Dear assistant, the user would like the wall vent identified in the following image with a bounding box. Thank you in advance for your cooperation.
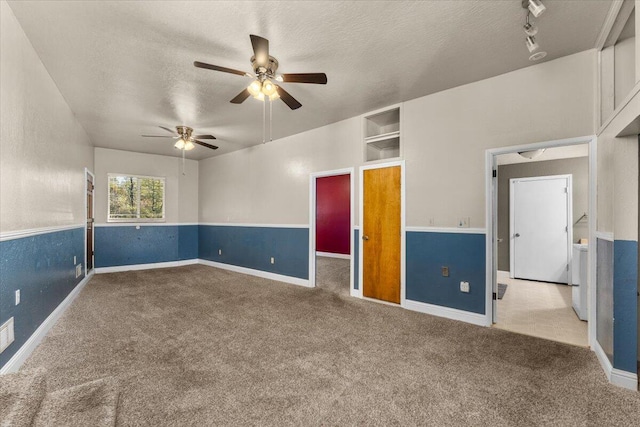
[0,317,15,354]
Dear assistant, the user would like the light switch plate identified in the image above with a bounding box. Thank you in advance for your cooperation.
[15,290,20,305]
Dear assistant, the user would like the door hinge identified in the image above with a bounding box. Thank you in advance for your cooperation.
[566,264,569,271]
[564,187,568,193]
[492,170,497,178]
[565,226,568,232]
[492,292,497,300]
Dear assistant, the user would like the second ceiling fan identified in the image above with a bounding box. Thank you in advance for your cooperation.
[194,35,327,110]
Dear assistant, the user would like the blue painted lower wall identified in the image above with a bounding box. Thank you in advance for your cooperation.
[406,231,486,314]
[199,225,309,279]
[0,227,85,368]
[613,240,638,373]
[94,225,197,268]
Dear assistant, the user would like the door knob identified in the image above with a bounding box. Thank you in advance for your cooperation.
[515,233,520,237]
[362,235,369,241]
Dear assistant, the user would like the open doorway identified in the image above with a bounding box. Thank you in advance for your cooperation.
[309,168,354,297]
[486,137,596,348]
[85,168,95,275]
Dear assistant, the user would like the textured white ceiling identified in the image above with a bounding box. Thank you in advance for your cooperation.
[8,0,612,160]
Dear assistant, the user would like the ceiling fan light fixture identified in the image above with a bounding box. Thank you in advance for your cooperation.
[261,80,277,97]
[184,140,195,151]
[526,0,546,18]
[247,80,263,97]
[174,138,186,149]
[526,36,539,53]
[269,90,280,101]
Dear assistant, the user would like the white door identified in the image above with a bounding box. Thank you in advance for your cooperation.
[510,175,571,284]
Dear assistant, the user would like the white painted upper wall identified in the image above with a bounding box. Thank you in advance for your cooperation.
[93,147,198,224]
[0,1,94,232]
[199,50,596,227]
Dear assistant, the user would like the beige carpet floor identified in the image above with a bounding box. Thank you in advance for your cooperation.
[19,263,640,426]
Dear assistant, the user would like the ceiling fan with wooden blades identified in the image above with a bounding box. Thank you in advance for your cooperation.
[194,34,327,110]
[141,126,218,151]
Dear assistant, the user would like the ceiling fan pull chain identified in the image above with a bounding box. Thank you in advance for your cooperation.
[182,148,186,175]
[262,98,266,144]
[269,97,273,142]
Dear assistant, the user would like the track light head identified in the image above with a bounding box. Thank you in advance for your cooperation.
[523,0,546,18]
[526,36,539,53]
[524,22,538,36]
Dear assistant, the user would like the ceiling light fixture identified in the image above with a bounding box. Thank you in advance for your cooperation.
[518,149,546,159]
[521,1,547,60]
[523,0,546,18]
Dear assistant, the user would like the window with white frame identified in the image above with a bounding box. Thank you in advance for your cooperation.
[108,174,165,222]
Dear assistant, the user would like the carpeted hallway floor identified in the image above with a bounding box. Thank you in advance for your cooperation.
[16,264,640,425]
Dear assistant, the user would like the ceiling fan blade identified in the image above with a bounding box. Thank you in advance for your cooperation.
[194,61,250,77]
[281,73,328,84]
[159,126,177,134]
[192,134,216,140]
[230,88,251,104]
[276,85,302,110]
[141,135,176,138]
[193,139,219,150]
[250,34,269,67]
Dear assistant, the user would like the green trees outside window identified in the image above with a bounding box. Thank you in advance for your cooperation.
[108,174,165,221]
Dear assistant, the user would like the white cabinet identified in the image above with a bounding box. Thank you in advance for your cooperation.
[363,106,401,162]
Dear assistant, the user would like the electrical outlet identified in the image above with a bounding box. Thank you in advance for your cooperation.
[75,264,82,278]
[218,249,222,255]
[457,217,470,228]
[15,290,20,305]
[441,266,449,277]
[460,281,470,293]
[270,257,275,264]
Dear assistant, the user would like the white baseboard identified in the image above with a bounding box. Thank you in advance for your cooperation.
[316,251,350,260]
[611,368,638,390]
[350,288,362,298]
[403,299,489,327]
[0,272,94,375]
[197,259,311,288]
[593,339,638,391]
[95,259,198,274]
[594,338,613,379]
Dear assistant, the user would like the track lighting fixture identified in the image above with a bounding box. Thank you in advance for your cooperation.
[523,0,546,18]
[521,1,547,60]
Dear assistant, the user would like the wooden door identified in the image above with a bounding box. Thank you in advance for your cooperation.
[363,166,401,303]
[86,173,94,271]
[511,175,570,283]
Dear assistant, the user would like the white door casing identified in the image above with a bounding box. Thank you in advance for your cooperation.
[510,175,572,284]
